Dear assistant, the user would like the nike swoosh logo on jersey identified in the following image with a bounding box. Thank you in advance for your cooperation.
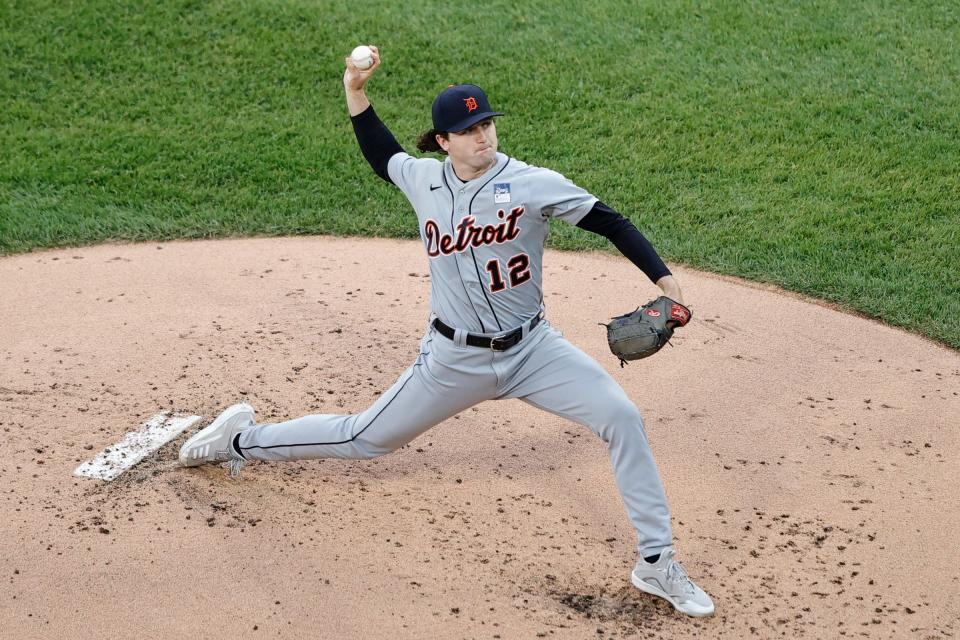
[430,185,442,191]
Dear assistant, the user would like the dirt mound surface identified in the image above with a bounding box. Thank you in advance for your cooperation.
[1,237,957,639]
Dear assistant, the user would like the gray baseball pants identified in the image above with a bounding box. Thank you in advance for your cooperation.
[236,319,673,556]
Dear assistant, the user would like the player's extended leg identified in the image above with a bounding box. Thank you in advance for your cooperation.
[237,328,497,461]
[497,322,672,558]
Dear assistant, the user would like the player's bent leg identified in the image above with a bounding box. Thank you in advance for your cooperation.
[237,329,497,462]
[522,385,673,556]
[500,323,714,615]
[499,323,672,556]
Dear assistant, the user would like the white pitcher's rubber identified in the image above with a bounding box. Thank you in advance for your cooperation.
[74,412,201,481]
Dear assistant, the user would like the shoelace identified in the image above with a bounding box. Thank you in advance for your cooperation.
[666,559,696,596]
[228,457,246,478]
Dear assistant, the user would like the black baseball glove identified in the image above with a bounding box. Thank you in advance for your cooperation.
[602,296,692,366]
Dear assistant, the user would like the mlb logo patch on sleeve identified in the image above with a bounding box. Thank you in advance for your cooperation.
[494,183,511,204]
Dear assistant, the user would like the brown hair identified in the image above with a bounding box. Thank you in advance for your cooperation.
[416,129,448,154]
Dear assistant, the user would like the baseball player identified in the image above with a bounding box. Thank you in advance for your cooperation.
[180,45,714,617]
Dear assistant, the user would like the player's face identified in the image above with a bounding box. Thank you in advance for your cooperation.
[439,119,498,173]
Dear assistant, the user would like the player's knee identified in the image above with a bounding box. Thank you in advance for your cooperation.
[599,400,646,440]
[352,435,402,459]
[607,399,642,427]
[353,446,385,460]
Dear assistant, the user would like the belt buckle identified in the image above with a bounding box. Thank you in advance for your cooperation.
[490,328,521,352]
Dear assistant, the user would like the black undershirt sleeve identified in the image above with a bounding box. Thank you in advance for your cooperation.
[576,201,672,284]
[350,104,405,184]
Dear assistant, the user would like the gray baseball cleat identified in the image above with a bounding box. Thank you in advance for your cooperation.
[179,403,256,477]
[630,547,715,617]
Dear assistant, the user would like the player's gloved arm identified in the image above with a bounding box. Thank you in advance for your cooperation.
[576,201,672,284]
[654,274,684,304]
[350,105,404,184]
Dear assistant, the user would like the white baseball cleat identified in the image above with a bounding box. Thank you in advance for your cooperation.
[179,403,256,476]
[631,547,715,617]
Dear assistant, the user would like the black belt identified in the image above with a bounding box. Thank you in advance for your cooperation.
[432,314,542,351]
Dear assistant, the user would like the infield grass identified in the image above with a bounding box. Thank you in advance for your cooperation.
[2,0,958,347]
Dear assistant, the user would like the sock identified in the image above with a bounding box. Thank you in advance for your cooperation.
[232,433,247,459]
[643,553,661,564]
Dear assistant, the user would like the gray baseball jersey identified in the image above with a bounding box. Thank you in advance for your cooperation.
[388,151,596,332]
[236,150,674,558]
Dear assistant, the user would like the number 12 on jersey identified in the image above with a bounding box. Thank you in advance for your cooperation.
[485,254,531,293]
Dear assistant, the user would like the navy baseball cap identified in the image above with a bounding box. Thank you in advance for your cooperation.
[432,84,503,133]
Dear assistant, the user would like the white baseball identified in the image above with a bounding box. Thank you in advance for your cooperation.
[350,45,374,70]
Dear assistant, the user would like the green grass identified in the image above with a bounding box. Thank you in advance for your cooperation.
[2,0,958,347]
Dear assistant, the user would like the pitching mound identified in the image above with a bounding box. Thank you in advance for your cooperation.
[1,236,957,639]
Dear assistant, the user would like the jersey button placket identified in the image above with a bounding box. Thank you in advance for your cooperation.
[451,193,473,321]
[460,194,486,330]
